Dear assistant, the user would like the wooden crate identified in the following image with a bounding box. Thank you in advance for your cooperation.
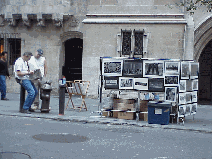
[140,100,149,112]
[139,112,148,121]
[118,111,135,120]
[112,111,119,118]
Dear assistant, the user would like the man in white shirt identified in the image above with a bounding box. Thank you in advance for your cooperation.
[29,49,48,110]
[14,52,38,114]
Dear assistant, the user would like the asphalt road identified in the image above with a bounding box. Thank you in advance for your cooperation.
[0,115,212,159]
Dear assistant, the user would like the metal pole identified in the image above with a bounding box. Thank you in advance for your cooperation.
[59,85,66,115]
[19,85,25,112]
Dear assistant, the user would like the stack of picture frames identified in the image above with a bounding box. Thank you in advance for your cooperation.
[101,57,199,119]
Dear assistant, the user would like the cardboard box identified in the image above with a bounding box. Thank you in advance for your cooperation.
[118,112,135,120]
[139,112,148,121]
[117,103,135,111]
[112,111,118,118]
[140,100,149,112]
[102,111,111,117]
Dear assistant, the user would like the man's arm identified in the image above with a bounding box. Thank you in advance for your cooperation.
[44,59,47,77]
[16,70,33,76]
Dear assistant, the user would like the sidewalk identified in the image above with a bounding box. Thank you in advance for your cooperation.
[1,93,212,133]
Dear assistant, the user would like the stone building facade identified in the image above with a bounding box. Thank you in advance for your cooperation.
[0,0,211,101]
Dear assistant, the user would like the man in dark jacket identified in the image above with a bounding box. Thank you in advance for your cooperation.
[0,51,10,100]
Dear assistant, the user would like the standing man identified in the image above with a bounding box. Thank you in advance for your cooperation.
[14,52,38,114]
[0,51,10,100]
[29,49,48,110]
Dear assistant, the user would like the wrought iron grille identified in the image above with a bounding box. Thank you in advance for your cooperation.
[122,31,131,55]
[134,31,143,55]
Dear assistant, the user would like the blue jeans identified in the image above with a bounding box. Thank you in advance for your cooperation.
[20,80,38,110]
[0,75,6,99]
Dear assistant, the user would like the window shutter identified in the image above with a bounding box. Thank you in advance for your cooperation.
[143,32,149,55]
[116,33,121,56]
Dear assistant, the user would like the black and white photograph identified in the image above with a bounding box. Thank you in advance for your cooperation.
[148,78,165,92]
[186,92,192,104]
[178,106,186,117]
[186,80,193,92]
[165,87,177,102]
[185,104,191,116]
[104,76,119,89]
[164,75,179,86]
[192,79,198,90]
[192,91,198,103]
[143,60,164,77]
[190,62,199,79]
[191,103,197,114]
[133,78,148,90]
[123,59,143,77]
[165,61,180,74]
[179,80,186,92]
[179,93,186,105]
[102,58,123,76]
[119,77,134,89]
[181,62,190,79]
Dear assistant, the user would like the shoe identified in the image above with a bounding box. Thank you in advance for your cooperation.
[1,98,9,100]
[29,108,35,112]
[31,105,39,110]
[21,109,31,114]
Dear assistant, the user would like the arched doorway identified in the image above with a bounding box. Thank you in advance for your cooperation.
[63,38,83,81]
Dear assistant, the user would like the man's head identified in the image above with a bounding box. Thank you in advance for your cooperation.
[1,51,8,61]
[35,49,43,58]
[23,52,32,62]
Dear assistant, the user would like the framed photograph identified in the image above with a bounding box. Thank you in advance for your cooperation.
[104,76,119,89]
[186,80,193,92]
[185,104,191,116]
[164,75,179,86]
[102,58,123,76]
[191,103,197,115]
[143,60,164,77]
[178,105,186,117]
[123,59,143,77]
[148,78,165,92]
[192,91,198,103]
[133,78,148,90]
[165,61,180,74]
[119,77,134,89]
[192,79,198,91]
[165,87,177,102]
[179,80,186,92]
[181,62,190,79]
[190,62,199,79]
[179,93,186,105]
[186,92,192,104]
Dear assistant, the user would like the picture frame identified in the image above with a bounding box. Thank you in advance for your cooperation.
[102,58,123,76]
[179,80,186,92]
[186,92,192,104]
[190,62,199,79]
[192,79,198,91]
[165,87,177,102]
[186,80,193,92]
[164,75,179,86]
[191,103,197,115]
[148,78,165,92]
[181,62,190,79]
[165,61,180,74]
[133,78,148,90]
[123,59,143,77]
[178,105,186,117]
[119,77,134,89]
[104,76,119,89]
[192,91,198,103]
[179,93,186,105]
[185,104,191,116]
[143,60,164,77]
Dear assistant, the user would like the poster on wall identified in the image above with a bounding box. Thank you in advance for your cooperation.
[178,105,186,117]
[165,87,177,102]
[123,59,143,77]
[192,79,198,91]
[181,62,190,79]
[179,80,186,92]
[104,76,119,89]
[192,91,198,103]
[102,58,123,76]
[186,92,192,104]
[119,77,134,89]
[165,61,180,74]
[133,78,148,90]
[186,80,193,92]
[164,75,179,86]
[190,62,199,79]
[143,60,164,77]
[185,104,191,116]
[148,78,165,92]
[191,103,197,115]
[179,93,186,105]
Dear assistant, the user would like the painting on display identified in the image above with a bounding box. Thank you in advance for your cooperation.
[190,62,199,79]
[181,62,190,79]
[164,75,179,86]
[179,80,186,92]
[165,61,180,74]
[133,78,148,90]
[186,80,193,92]
[143,60,164,77]
[192,91,198,103]
[148,78,165,92]
[178,105,186,117]
[191,103,197,115]
[104,76,119,89]
[186,92,192,104]
[165,87,177,102]
[119,77,134,89]
[102,58,123,76]
[192,79,198,91]
[185,104,191,116]
[123,59,143,77]
[179,93,186,105]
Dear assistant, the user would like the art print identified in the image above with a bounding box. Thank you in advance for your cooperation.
[119,77,134,89]
[185,104,191,116]
[190,62,199,79]
[104,76,119,89]
[186,80,193,92]
[186,92,192,104]
[179,80,186,92]
[133,78,148,90]
[192,79,198,91]
[178,105,186,117]
[165,87,177,102]
[143,60,164,77]
[179,93,186,105]
[148,78,165,92]
[181,62,190,79]
[123,59,143,77]
[192,91,198,103]
[164,75,179,86]
[165,61,180,74]
[102,58,123,76]
[191,103,197,115]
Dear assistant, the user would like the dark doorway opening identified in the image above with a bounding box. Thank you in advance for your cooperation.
[63,38,82,82]
[198,40,212,104]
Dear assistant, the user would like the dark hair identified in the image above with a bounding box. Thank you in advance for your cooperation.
[1,51,8,56]
[23,52,32,56]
